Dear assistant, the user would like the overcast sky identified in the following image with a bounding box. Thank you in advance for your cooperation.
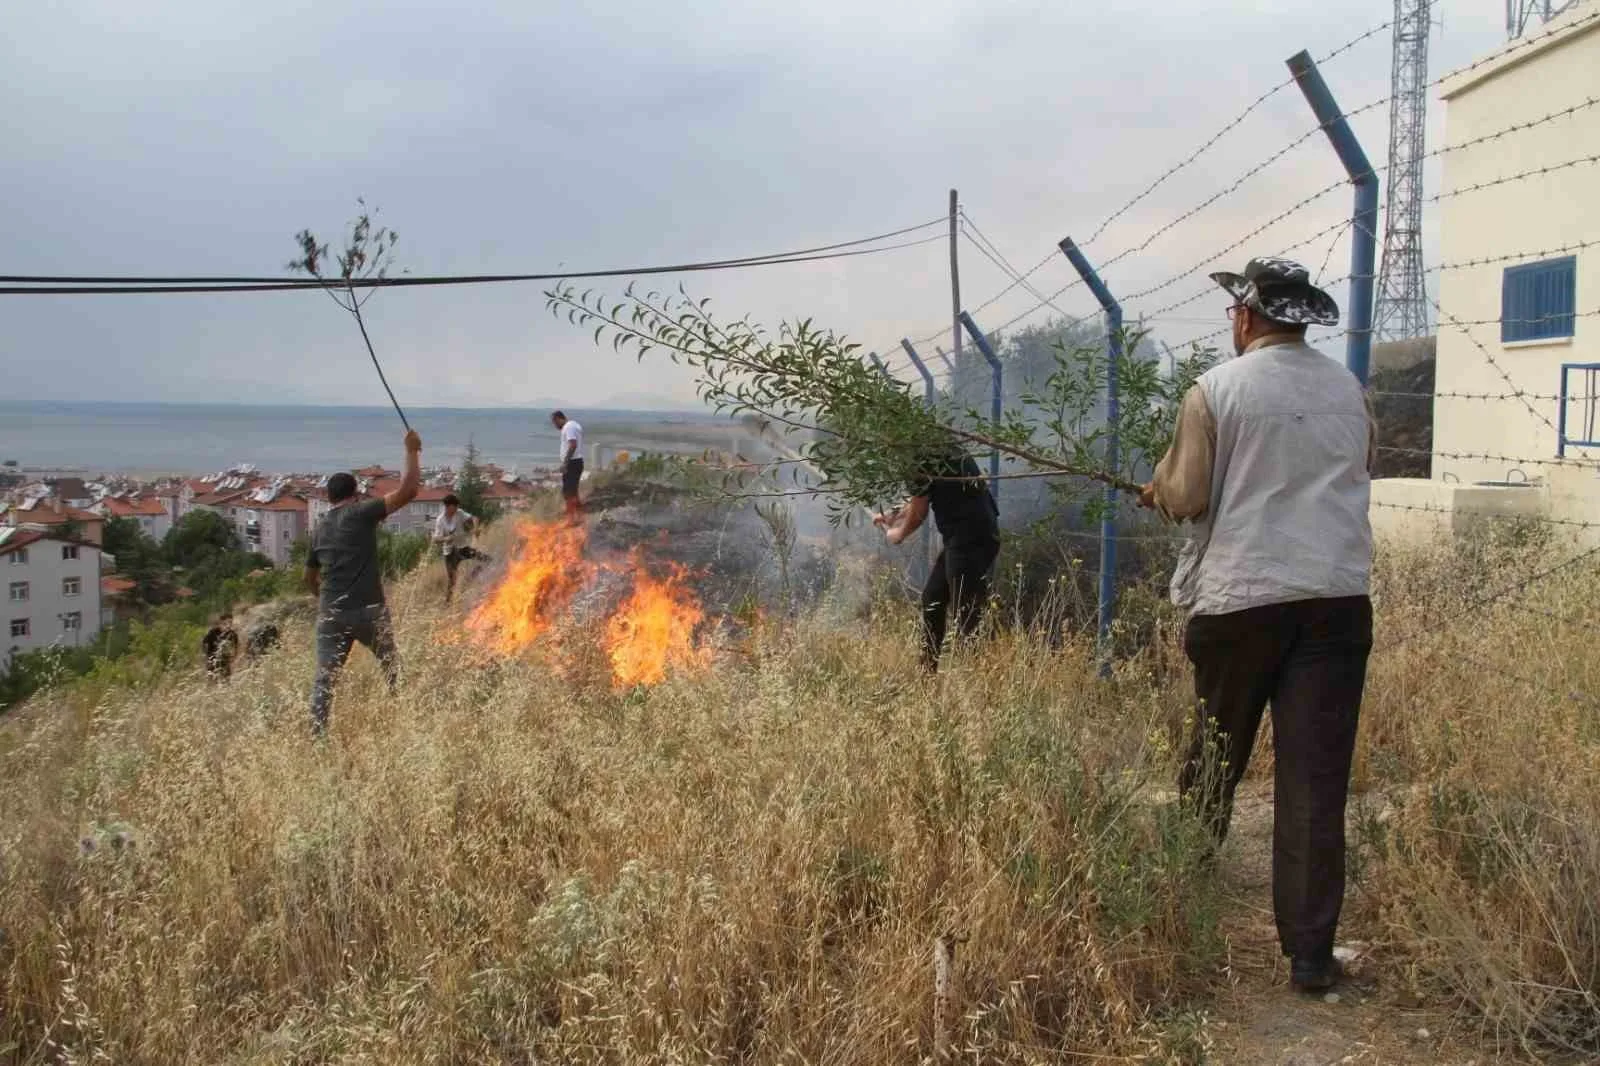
[1,1,1512,410]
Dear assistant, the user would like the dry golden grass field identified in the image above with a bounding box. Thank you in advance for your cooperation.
[2,515,1597,1064]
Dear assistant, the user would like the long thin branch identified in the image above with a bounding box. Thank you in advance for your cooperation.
[346,278,410,431]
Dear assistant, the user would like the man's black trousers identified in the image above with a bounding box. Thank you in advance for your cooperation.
[920,536,999,671]
[1180,594,1372,959]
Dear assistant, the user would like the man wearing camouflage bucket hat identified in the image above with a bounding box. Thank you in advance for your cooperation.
[1138,257,1376,994]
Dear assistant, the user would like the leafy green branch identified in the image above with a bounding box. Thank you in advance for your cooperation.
[544,283,1217,522]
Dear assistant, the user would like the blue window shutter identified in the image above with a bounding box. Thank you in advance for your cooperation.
[1502,255,1577,343]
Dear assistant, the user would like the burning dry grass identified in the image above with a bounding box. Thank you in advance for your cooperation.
[0,525,1597,1062]
[466,519,713,689]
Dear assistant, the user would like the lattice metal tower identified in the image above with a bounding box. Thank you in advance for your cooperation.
[1373,0,1431,343]
[1508,0,1576,38]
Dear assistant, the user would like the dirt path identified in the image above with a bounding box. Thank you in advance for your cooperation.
[1202,785,1524,1066]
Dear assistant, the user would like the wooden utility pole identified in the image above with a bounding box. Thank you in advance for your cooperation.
[949,189,962,365]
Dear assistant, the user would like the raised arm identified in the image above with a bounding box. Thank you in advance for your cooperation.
[384,430,423,516]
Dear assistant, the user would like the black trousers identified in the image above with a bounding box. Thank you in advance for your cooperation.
[1180,595,1372,959]
[920,537,999,671]
[561,458,584,499]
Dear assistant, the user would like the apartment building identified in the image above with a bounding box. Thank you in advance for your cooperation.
[1,501,105,547]
[2,527,103,670]
[93,494,174,542]
[240,489,310,566]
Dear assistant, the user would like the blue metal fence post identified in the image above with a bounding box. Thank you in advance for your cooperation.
[1287,49,1379,387]
[901,339,940,578]
[868,351,889,376]
[900,339,936,406]
[933,346,956,376]
[1559,364,1571,458]
[1058,237,1122,675]
[957,312,1003,503]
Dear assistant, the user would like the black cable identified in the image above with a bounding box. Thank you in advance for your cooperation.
[0,218,946,291]
[0,235,949,295]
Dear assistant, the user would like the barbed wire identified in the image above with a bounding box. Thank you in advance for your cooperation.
[918,41,1600,347]
[723,465,1133,499]
[1424,642,1597,707]
[1370,500,1600,530]
[1427,6,1600,90]
[947,19,1397,330]
[1427,304,1597,332]
[1377,540,1600,657]
[1498,597,1600,631]
[1376,445,1595,470]
[1131,96,1599,326]
[1430,153,1600,208]
[1432,237,1600,275]
[1429,295,1595,452]
[1125,192,1373,315]
[1372,389,1563,402]
[1078,19,1395,252]
[958,215,1078,321]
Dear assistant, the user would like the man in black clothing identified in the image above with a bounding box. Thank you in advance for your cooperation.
[201,611,239,682]
[873,446,1000,671]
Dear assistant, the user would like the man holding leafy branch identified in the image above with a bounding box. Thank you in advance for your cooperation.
[874,441,1000,672]
[1138,256,1375,995]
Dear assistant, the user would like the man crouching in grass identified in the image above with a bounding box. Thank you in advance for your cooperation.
[304,428,422,736]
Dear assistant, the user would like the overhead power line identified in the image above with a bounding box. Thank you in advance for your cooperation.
[958,215,1077,322]
[0,218,949,295]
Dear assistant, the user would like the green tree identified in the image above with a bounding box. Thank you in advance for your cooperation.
[103,517,171,605]
[377,528,429,580]
[164,510,241,566]
[454,439,501,525]
[162,511,269,602]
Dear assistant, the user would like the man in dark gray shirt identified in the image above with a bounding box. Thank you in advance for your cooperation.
[305,429,421,735]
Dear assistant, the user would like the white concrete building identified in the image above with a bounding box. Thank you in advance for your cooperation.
[385,486,454,536]
[1372,9,1600,542]
[241,491,310,567]
[2,527,103,670]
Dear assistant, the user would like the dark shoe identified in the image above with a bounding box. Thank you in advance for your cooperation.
[1290,952,1342,994]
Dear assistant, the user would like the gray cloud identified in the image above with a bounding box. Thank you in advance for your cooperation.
[1,1,1506,408]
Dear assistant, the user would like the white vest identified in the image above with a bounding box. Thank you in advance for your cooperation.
[1171,340,1372,616]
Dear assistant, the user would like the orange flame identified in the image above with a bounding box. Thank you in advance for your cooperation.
[603,557,707,687]
[465,519,591,653]
[465,520,709,687]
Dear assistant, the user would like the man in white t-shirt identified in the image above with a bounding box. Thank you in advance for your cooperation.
[432,493,487,603]
[551,410,584,522]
